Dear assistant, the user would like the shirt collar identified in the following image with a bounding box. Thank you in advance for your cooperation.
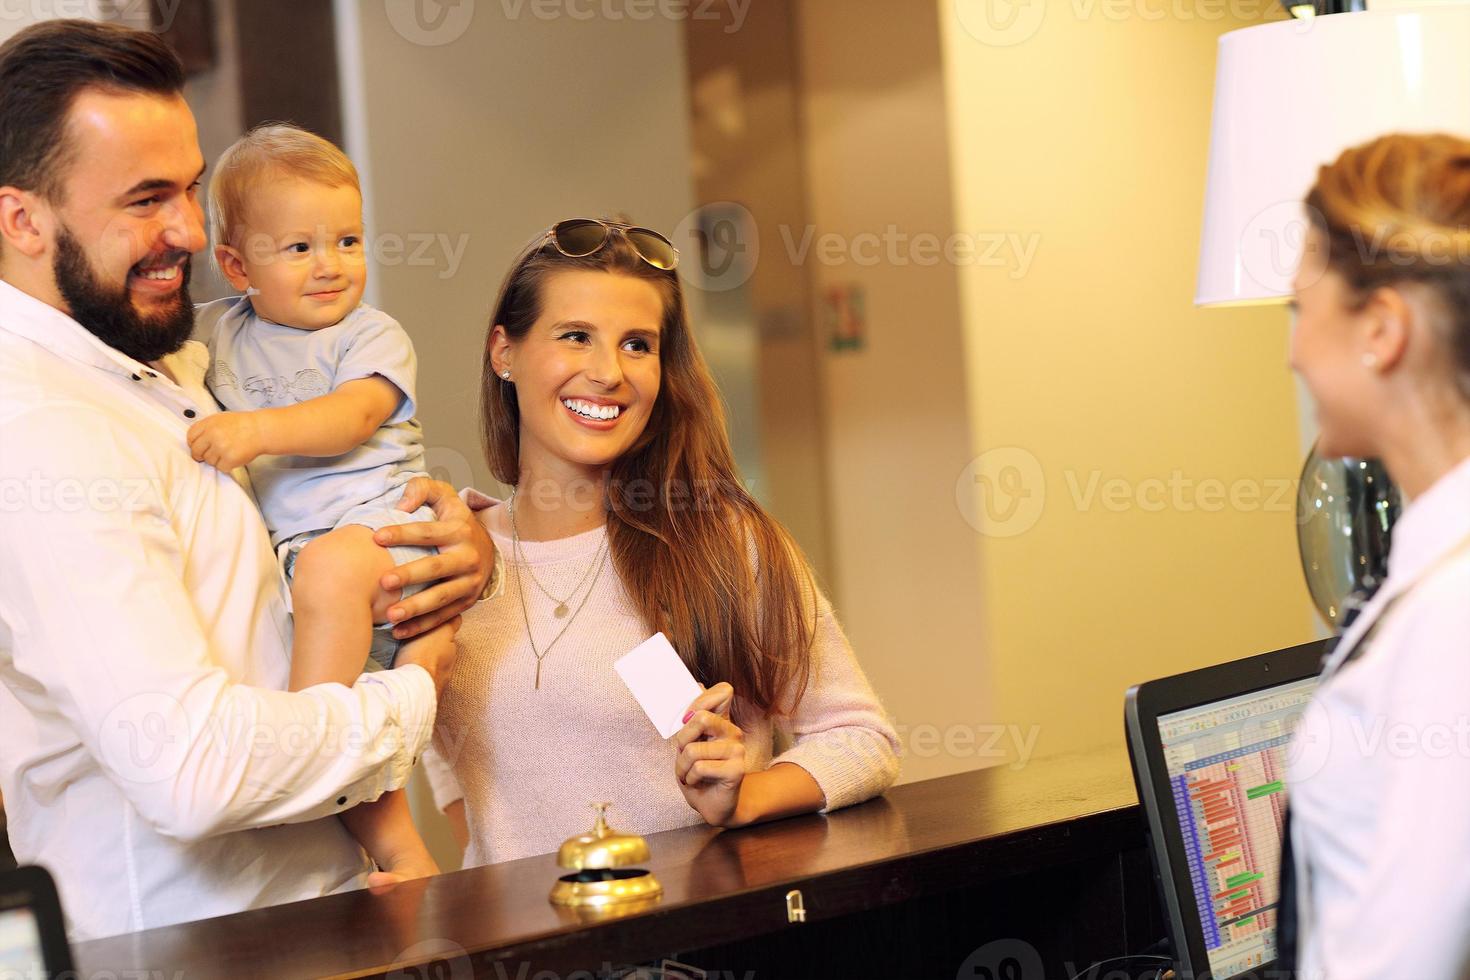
[0,277,169,382]
[1385,452,1470,589]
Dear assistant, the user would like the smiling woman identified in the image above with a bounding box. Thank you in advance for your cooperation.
[417,218,901,866]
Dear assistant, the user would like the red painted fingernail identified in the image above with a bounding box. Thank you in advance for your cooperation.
[682,711,693,724]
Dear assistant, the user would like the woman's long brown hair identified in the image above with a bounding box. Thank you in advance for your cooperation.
[481,224,816,717]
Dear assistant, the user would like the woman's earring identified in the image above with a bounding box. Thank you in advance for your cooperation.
[1362,352,1380,370]
[501,370,512,381]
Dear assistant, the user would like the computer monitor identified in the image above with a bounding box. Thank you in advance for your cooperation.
[0,867,74,979]
[1125,640,1329,980]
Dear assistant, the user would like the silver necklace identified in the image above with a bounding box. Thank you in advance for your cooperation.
[509,490,609,690]
[508,487,604,618]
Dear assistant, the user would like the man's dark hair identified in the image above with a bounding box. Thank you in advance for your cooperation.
[0,19,184,203]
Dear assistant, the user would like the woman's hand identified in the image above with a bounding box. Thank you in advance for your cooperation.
[373,478,496,639]
[673,682,747,828]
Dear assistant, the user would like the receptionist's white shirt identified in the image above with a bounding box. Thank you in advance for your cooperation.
[1288,454,1470,980]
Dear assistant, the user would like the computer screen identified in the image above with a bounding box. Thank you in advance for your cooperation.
[0,905,45,977]
[1156,676,1318,980]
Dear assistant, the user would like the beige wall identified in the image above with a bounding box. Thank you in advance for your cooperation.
[941,0,1315,761]
[684,1,835,595]
[794,0,991,784]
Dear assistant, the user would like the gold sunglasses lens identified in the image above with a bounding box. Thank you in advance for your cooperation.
[625,228,679,270]
[552,219,609,257]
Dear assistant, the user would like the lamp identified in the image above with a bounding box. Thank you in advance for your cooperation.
[1197,5,1470,307]
[1196,4,1470,622]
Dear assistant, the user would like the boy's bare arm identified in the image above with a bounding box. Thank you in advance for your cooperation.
[187,375,401,470]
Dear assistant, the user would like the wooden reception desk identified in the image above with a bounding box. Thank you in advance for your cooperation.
[73,744,1164,979]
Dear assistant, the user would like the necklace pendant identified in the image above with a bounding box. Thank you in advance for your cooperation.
[535,660,542,690]
[554,602,570,619]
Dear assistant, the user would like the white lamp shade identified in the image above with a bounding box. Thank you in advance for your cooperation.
[1196,6,1470,306]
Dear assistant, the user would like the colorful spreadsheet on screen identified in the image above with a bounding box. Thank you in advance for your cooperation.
[0,906,43,976]
[1158,677,1318,980]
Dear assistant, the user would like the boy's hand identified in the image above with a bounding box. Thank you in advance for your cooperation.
[187,411,266,471]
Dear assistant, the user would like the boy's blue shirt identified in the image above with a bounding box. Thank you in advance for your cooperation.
[197,296,428,547]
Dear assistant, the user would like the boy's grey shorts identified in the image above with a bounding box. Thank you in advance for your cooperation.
[279,502,437,670]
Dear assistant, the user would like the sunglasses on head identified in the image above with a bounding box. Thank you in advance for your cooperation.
[543,218,679,271]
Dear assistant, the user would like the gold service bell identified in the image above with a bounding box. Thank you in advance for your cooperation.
[548,803,664,912]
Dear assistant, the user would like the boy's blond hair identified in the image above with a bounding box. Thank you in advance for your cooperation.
[208,123,360,248]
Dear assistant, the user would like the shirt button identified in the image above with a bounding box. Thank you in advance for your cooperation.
[183,409,197,419]
[131,374,141,381]
[146,371,158,378]
[337,796,348,807]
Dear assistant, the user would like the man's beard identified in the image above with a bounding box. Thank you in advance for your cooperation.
[53,225,196,364]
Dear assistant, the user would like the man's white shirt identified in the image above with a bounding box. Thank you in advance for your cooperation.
[0,279,437,940]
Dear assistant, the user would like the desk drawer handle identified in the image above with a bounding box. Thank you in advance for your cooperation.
[785,889,807,924]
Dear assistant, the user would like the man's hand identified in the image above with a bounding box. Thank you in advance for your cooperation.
[374,478,496,639]
[187,411,266,471]
[394,615,461,696]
